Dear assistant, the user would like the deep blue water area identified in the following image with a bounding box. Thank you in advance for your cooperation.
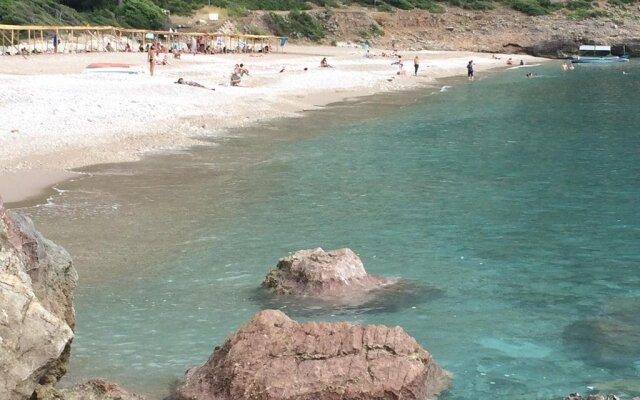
[22,61,640,399]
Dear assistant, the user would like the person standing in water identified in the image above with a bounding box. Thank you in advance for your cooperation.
[467,60,474,80]
[148,44,156,76]
[413,55,420,76]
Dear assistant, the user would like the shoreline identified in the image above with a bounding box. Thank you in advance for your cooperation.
[0,45,547,206]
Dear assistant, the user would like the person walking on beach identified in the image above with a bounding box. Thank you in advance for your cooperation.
[148,44,156,76]
[413,55,420,76]
[467,60,474,81]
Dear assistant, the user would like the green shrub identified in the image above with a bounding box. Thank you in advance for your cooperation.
[369,22,384,36]
[506,0,549,15]
[152,0,206,15]
[607,0,633,6]
[227,4,249,16]
[85,8,118,25]
[414,0,446,12]
[117,0,169,29]
[447,0,495,10]
[219,0,311,10]
[565,0,592,9]
[565,7,608,18]
[376,2,394,11]
[386,0,415,8]
[267,10,325,41]
[0,0,85,25]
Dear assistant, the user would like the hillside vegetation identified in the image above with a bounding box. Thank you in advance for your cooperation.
[0,0,635,33]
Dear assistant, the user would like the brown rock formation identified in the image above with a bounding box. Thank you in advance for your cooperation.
[262,247,396,298]
[0,197,78,399]
[174,309,450,400]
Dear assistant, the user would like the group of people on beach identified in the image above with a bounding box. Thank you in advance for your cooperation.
[390,55,420,77]
[230,63,250,86]
[145,42,549,90]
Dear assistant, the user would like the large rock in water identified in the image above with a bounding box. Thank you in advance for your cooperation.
[174,309,450,400]
[0,198,78,399]
[262,248,396,298]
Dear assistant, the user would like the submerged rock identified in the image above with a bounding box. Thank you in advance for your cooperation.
[262,247,397,299]
[0,198,78,399]
[563,297,640,369]
[174,309,450,400]
[563,393,622,400]
[33,379,146,400]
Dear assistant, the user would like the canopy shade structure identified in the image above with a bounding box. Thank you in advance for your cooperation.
[578,45,611,52]
[0,24,285,55]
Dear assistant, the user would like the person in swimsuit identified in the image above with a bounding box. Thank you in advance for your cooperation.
[467,60,474,80]
[414,55,419,76]
[148,44,156,76]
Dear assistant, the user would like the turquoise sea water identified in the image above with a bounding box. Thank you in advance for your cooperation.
[20,62,640,399]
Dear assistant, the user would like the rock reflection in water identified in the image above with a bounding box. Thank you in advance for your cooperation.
[251,279,443,317]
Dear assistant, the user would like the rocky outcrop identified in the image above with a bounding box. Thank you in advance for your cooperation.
[262,248,396,299]
[174,309,450,400]
[254,6,640,58]
[0,198,78,399]
[33,379,146,400]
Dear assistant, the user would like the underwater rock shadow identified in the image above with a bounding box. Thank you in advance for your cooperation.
[249,279,444,318]
[562,297,640,370]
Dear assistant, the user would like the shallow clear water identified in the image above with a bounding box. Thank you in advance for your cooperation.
[21,62,640,399]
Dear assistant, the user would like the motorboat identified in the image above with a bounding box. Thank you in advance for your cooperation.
[571,45,629,63]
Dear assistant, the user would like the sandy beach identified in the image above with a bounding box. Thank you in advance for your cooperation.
[0,45,545,204]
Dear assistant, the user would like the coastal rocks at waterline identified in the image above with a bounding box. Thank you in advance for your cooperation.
[33,379,146,400]
[174,309,450,400]
[262,247,397,298]
[564,393,629,400]
[0,198,78,399]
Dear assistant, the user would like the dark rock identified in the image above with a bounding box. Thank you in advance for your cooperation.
[174,309,450,400]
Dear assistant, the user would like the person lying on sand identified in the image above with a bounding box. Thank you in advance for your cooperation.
[175,78,214,90]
